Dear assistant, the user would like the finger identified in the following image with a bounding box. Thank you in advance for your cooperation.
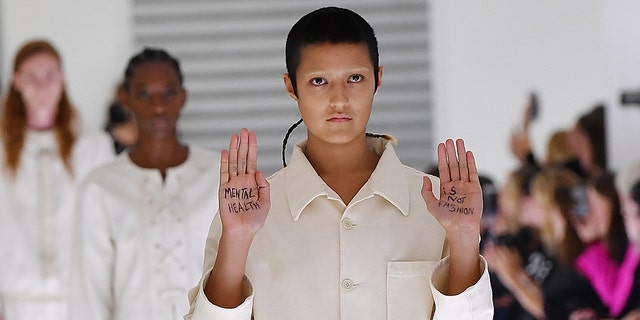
[255,171,270,205]
[456,139,469,182]
[247,130,258,175]
[467,150,480,184]
[228,133,239,176]
[436,142,450,182]
[238,128,249,175]
[421,175,438,205]
[219,149,229,184]
[446,139,460,181]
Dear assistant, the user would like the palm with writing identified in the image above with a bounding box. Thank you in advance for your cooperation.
[218,128,270,237]
[422,139,483,235]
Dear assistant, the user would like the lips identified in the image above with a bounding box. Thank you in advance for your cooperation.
[152,116,171,131]
[327,115,352,122]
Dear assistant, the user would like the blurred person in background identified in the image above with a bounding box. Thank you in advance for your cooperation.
[568,104,607,180]
[484,164,540,320]
[68,48,219,320]
[0,39,113,320]
[486,167,607,320]
[614,161,640,319]
[573,172,633,318]
[510,92,583,177]
[103,82,137,154]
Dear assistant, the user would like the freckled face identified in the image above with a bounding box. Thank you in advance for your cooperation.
[121,61,185,139]
[12,53,64,130]
[285,43,382,146]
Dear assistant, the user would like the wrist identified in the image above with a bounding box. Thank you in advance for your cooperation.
[221,229,255,251]
[447,229,481,264]
[446,226,481,245]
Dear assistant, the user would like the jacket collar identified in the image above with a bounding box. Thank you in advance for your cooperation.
[284,137,411,221]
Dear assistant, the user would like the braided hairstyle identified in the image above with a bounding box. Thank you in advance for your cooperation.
[122,48,183,92]
[281,7,383,167]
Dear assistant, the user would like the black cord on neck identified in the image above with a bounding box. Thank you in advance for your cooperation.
[282,118,303,167]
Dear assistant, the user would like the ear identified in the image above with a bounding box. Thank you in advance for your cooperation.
[283,73,298,102]
[179,87,188,109]
[375,66,384,93]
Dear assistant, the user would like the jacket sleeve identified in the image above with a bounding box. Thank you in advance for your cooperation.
[67,178,115,320]
[430,255,494,319]
[184,215,254,320]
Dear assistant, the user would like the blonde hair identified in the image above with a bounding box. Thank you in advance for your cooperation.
[544,130,574,167]
[530,167,583,267]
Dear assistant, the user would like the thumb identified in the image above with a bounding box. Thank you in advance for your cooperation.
[421,176,439,209]
[256,171,270,204]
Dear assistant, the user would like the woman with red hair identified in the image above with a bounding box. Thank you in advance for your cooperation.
[0,39,113,320]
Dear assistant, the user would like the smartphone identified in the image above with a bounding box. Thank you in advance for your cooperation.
[571,184,589,219]
[528,92,539,123]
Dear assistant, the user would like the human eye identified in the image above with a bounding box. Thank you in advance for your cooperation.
[348,74,363,83]
[136,90,149,100]
[310,77,326,86]
[163,88,176,99]
[45,72,59,83]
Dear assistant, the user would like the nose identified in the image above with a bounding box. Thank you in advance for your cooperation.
[150,94,167,114]
[329,83,349,111]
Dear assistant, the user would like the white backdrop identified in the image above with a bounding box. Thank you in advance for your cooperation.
[2,0,629,184]
[0,0,133,130]
[604,1,640,172]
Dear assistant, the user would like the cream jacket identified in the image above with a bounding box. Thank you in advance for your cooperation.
[67,147,220,320]
[187,138,493,320]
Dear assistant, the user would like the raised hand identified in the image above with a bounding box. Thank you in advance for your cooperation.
[218,128,270,237]
[422,138,483,234]
[206,128,271,308]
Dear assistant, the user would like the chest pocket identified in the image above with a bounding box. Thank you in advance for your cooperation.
[387,260,438,320]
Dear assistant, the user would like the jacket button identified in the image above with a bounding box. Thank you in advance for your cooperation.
[341,218,353,230]
[342,278,354,291]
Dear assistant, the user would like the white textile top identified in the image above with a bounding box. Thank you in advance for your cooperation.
[67,146,220,320]
[187,137,493,320]
[0,129,114,320]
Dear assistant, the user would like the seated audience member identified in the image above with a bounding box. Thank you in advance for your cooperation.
[484,164,541,320]
[614,161,640,319]
[509,95,582,177]
[568,104,607,180]
[573,172,633,318]
[486,167,607,320]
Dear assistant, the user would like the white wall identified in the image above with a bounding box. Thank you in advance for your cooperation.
[0,0,134,130]
[2,0,621,185]
[431,1,608,183]
[604,1,640,172]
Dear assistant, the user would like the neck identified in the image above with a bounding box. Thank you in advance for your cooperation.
[304,134,381,204]
[304,134,378,175]
[128,137,188,176]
